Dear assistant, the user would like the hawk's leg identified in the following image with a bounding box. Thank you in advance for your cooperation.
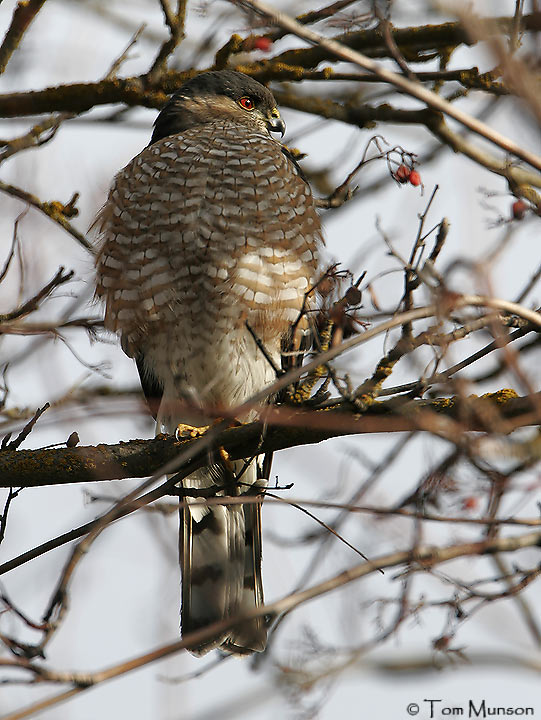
[176,419,246,492]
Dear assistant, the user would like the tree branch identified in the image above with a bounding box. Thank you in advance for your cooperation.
[0,181,91,252]
[271,13,541,66]
[1,392,539,489]
[0,0,47,75]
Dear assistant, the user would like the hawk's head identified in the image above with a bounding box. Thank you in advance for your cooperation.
[151,70,285,144]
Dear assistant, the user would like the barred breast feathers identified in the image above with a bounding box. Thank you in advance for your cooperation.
[95,121,322,355]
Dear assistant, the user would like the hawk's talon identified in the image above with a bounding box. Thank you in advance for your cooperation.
[175,416,243,442]
[218,446,232,466]
[175,422,210,441]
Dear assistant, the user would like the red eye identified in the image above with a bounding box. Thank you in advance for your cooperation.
[239,97,254,110]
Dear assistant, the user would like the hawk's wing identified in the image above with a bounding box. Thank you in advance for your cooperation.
[135,352,163,420]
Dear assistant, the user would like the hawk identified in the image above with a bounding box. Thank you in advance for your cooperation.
[95,71,323,655]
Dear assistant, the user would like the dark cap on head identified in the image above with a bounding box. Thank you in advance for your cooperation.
[151,71,278,144]
[178,70,276,106]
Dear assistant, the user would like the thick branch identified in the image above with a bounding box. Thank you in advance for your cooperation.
[1,392,539,488]
[272,13,541,67]
[0,14,540,120]
[0,75,185,118]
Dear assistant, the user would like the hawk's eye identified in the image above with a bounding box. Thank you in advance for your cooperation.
[239,97,255,110]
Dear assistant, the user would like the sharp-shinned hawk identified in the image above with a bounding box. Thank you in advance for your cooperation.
[95,71,323,655]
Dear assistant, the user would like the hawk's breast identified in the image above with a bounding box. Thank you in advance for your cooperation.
[95,119,323,410]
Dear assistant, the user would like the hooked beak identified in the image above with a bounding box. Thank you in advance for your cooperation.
[267,109,286,137]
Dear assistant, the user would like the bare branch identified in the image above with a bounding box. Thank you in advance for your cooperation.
[0,391,539,490]
[2,403,49,451]
[0,0,47,75]
[146,0,188,84]
[0,181,91,252]
[0,268,74,323]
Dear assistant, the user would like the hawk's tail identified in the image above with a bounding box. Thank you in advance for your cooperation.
[179,460,267,656]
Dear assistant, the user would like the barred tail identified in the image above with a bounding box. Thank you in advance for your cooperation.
[179,460,266,656]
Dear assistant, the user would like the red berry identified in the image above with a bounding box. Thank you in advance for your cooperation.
[394,164,410,183]
[512,199,527,220]
[461,496,478,511]
[408,170,421,186]
[253,37,272,52]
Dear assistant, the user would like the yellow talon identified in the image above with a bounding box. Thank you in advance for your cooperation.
[218,446,232,465]
[175,423,210,440]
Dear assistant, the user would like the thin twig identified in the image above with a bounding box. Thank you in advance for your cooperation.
[146,0,187,84]
[0,268,74,324]
[2,404,49,451]
[0,181,91,253]
[105,24,147,79]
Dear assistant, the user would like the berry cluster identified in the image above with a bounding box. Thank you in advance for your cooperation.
[393,164,421,186]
